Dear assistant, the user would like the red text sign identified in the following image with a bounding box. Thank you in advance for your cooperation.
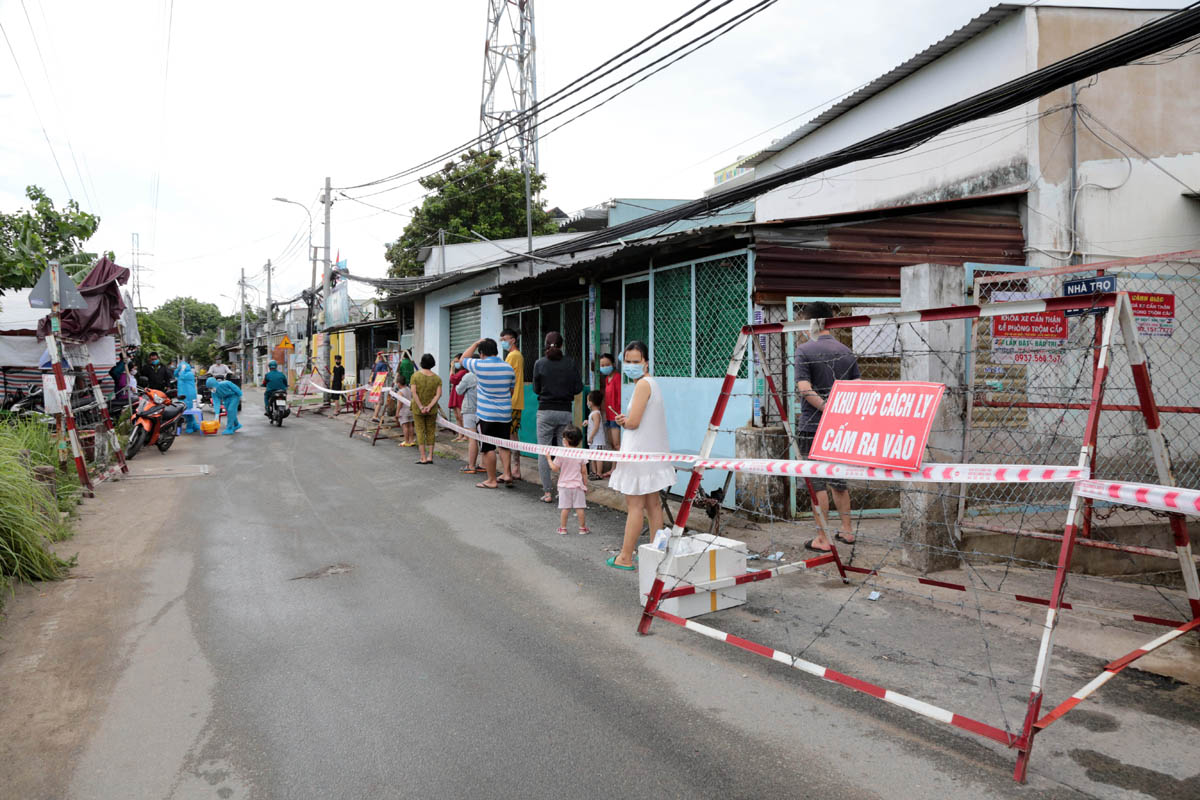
[991,311,1068,340]
[367,372,387,402]
[809,380,946,472]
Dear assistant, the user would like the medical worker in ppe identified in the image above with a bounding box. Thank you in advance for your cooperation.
[261,360,289,414]
[206,374,222,420]
[213,376,243,434]
[175,358,201,433]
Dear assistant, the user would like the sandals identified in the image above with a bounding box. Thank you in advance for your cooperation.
[475,481,498,489]
[606,555,635,571]
[460,466,480,474]
[556,527,568,536]
[540,493,554,503]
[804,539,833,554]
[578,527,591,536]
[835,533,856,545]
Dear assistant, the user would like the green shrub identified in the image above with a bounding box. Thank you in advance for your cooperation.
[0,422,76,583]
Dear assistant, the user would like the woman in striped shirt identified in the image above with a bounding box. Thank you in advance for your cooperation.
[461,338,517,489]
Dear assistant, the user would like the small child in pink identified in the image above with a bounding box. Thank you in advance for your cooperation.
[549,425,590,535]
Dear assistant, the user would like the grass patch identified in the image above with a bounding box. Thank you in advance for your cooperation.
[0,419,77,586]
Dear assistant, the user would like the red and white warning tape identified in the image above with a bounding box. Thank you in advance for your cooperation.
[1077,479,1200,517]
[381,386,1088,481]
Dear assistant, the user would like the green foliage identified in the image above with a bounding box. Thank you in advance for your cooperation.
[0,419,77,586]
[385,150,558,278]
[156,296,226,338]
[0,186,101,294]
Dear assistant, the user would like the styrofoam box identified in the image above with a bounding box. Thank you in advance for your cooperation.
[638,534,747,618]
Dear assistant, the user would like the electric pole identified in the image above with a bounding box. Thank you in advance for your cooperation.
[239,268,247,380]
[319,177,332,390]
[265,258,272,339]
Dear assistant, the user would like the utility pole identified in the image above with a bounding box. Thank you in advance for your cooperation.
[318,177,332,397]
[265,258,272,339]
[438,228,446,274]
[131,232,142,308]
[239,268,247,380]
[1069,82,1080,266]
[523,161,534,275]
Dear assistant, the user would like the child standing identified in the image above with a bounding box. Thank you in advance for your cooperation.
[549,426,590,535]
[394,374,416,447]
[585,389,608,479]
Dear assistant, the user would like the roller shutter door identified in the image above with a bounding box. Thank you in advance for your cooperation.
[448,301,481,359]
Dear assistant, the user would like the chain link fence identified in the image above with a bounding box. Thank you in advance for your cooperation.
[965,254,1200,550]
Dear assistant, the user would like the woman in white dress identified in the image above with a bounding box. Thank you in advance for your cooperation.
[607,341,675,570]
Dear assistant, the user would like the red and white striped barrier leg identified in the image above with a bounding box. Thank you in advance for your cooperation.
[1035,617,1200,731]
[1116,293,1200,618]
[84,362,128,474]
[639,329,751,636]
[1015,293,1120,783]
[45,333,94,496]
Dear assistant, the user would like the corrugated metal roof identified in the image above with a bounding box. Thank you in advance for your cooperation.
[742,4,1024,169]
[754,204,1025,300]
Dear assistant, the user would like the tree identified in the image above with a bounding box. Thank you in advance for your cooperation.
[0,186,101,294]
[384,150,559,278]
[155,297,226,338]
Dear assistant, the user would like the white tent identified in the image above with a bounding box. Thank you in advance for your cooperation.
[0,288,116,367]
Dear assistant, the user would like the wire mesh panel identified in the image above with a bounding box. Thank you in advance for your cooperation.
[967,253,1200,550]
[695,253,749,379]
[561,299,586,380]
[623,281,650,354]
[653,265,692,377]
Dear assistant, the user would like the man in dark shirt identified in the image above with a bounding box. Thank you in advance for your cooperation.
[331,355,346,414]
[794,301,861,553]
[141,351,172,394]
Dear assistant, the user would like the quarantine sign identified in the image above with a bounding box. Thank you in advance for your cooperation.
[808,380,946,472]
[367,372,388,403]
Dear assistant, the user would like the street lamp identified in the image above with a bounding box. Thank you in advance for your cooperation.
[273,197,316,371]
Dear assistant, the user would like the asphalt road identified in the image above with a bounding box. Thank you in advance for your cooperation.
[61,401,1190,799]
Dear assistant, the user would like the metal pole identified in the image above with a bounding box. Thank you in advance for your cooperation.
[240,268,247,380]
[1069,82,1080,266]
[524,161,534,276]
[265,258,272,338]
[439,228,446,275]
[320,177,332,399]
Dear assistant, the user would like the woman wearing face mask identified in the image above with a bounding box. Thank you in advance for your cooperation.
[605,341,675,571]
[448,353,469,442]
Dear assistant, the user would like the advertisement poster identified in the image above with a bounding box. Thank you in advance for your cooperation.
[990,294,1068,365]
[1130,292,1174,338]
[808,380,946,472]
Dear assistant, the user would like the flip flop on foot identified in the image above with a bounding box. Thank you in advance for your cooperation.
[835,533,856,545]
[606,555,635,571]
[460,466,479,473]
[475,481,498,489]
[804,539,833,553]
[540,493,553,503]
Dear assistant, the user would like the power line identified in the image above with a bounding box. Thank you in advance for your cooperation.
[150,0,175,252]
[532,2,1200,259]
[19,0,94,213]
[0,18,73,200]
[336,0,747,191]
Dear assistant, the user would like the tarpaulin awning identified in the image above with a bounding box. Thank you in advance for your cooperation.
[36,257,130,342]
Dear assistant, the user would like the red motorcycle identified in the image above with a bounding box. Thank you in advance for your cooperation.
[125,387,186,459]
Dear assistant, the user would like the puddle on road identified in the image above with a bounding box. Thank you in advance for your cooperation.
[289,563,355,580]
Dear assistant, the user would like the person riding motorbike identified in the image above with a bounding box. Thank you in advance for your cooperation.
[261,360,288,415]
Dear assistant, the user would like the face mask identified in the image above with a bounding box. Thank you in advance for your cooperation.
[500,339,511,352]
[599,365,613,376]
[151,359,159,365]
[622,362,645,380]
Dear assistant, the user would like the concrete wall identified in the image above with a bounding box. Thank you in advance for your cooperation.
[420,274,504,413]
[1026,7,1200,265]
[755,9,1035,222]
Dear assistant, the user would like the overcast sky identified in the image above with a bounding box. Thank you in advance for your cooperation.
[0,0,1182,312]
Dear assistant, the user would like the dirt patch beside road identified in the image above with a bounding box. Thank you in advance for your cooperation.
[0,453,188,799]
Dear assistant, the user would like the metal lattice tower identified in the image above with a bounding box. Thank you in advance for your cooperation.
[479,0,538,174]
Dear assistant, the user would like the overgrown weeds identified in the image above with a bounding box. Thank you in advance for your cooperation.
[0,419,77,588]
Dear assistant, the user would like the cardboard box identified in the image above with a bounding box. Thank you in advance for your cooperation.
[638,534,747,618]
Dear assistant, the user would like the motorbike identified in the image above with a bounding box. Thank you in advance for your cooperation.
[125,387,186,459]
[267,389,290,427]
[1,382,44,415]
